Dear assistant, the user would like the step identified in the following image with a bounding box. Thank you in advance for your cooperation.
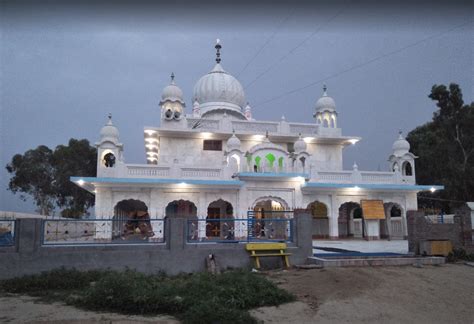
[307,255,445,268]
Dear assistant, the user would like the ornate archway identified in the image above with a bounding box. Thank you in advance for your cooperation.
[113,199,154,241]
[206,199,234,240]
[338,202,363,238]
[307,201,329,239]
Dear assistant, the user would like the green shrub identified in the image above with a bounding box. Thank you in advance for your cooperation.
[446,248,474,262]
[0,268,294,323]
[0,268,107,295]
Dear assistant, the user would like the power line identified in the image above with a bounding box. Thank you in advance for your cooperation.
[243,3,347,90]
[253,19,473,109]
[236,9,295,78]
[417,196,467,204]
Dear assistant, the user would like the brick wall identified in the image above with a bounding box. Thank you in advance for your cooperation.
[407,206,473,254]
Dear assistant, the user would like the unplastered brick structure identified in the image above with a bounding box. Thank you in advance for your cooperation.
[407,206,473,255]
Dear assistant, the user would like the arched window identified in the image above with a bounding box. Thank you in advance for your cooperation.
[392,162,399,172]
[390,206,402,217]
[403,161,413,176]
[299,156,306,168]
[254,156,261,172]
[278,157,284,171]
[103,152,116,168]
[265,153,275,169]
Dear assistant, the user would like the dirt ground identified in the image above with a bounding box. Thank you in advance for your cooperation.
[0,264,473,323]
[251,263,474,324]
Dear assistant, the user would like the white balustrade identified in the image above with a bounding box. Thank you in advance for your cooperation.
[181,167,221,178]
[289,123,318,135]
[232,120,279,133]
[127,166,170,177]
[318,171,353,183]
[360,172,395,184]
[187,118,220,130]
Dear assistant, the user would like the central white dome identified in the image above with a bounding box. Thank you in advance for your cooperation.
[193,63,246,114]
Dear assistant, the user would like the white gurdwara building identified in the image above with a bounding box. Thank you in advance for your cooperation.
[73,41,442,241]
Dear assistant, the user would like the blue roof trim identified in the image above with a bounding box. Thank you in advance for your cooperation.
[303,182,444,191]
[237,172,309,178]
[70,176,244,186]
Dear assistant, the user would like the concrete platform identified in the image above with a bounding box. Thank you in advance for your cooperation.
[313,239,408,255]
[307,255,445,268]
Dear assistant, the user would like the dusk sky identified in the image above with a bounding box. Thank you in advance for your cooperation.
[1,1,472,213]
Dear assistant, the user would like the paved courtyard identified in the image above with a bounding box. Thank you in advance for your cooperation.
[313,239,409,255]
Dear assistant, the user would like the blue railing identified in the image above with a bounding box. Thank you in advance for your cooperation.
[187,218,293,243]
[42,218,165,245]
[0,219,16,247]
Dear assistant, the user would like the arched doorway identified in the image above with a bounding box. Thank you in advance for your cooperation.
[251,197,290,240]
[165,199,197,218]
[338,202,363,238]
[307,201,329,239]
[206,199,234,240]
[113,199,154,241]
[165,200,198,241]
[383,202,404,239]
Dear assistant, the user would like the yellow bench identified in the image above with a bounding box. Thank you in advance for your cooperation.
[245,243,291,269]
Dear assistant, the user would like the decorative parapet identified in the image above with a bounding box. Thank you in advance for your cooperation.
[232,120,279,133]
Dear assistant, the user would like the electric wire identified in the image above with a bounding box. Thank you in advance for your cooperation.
[252,19,473,109]
[236,9,295,78]
[243,4,347,90]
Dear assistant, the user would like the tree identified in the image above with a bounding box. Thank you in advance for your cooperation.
[6,139,97,217]
[6,145,56,215]
[407,83,474,212]
[53,139,97,217]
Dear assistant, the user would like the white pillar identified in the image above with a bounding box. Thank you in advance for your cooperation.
[329,194,339,239]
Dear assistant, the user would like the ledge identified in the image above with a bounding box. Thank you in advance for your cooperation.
[302,183,444,192]
[235,172,309,181]
[70,176,244,192]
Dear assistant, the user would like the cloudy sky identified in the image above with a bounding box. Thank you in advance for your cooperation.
[1,1,472,213]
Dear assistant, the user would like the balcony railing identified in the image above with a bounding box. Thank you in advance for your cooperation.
[42,219,165,245]
[318,171,353,183]
[127,165,170,177]
[187,218,294,243]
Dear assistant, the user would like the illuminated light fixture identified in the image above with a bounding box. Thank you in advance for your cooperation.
[201,132,213,139]
[353,186,361,190]
[253,134,265,141]
[145,138,159,144]
[145,144,158,150]
[147,157,158,162]
[146,151,159,156]
[77,179,85,186]
[303,137,314,143]
[144,130,157,136]
[430,187,436,193]
[295,176,306,183]
[348,139,359,145]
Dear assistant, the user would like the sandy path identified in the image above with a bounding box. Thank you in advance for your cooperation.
[0,295,179,324]
[252,264,474,324]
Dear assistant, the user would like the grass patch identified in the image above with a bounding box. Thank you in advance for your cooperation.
[0,268,294,323]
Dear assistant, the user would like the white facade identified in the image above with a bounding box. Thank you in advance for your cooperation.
[74,41,442,240]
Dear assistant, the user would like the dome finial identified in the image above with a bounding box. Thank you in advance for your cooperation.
[107,113,113,125]
[170,72,175,84]
[215,39,222,64]
[323,84,328,96]
[398,128,403,139]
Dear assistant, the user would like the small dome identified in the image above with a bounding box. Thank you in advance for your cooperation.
[315,85,336,112]
[159,73,185,106]
[392,131,410,156]
[193,63,246,113]
[100,114,119,143]
[226,131,241,151]
[294,134,307,153]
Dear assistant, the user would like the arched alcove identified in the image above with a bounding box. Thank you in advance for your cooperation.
[307,201,329,238]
